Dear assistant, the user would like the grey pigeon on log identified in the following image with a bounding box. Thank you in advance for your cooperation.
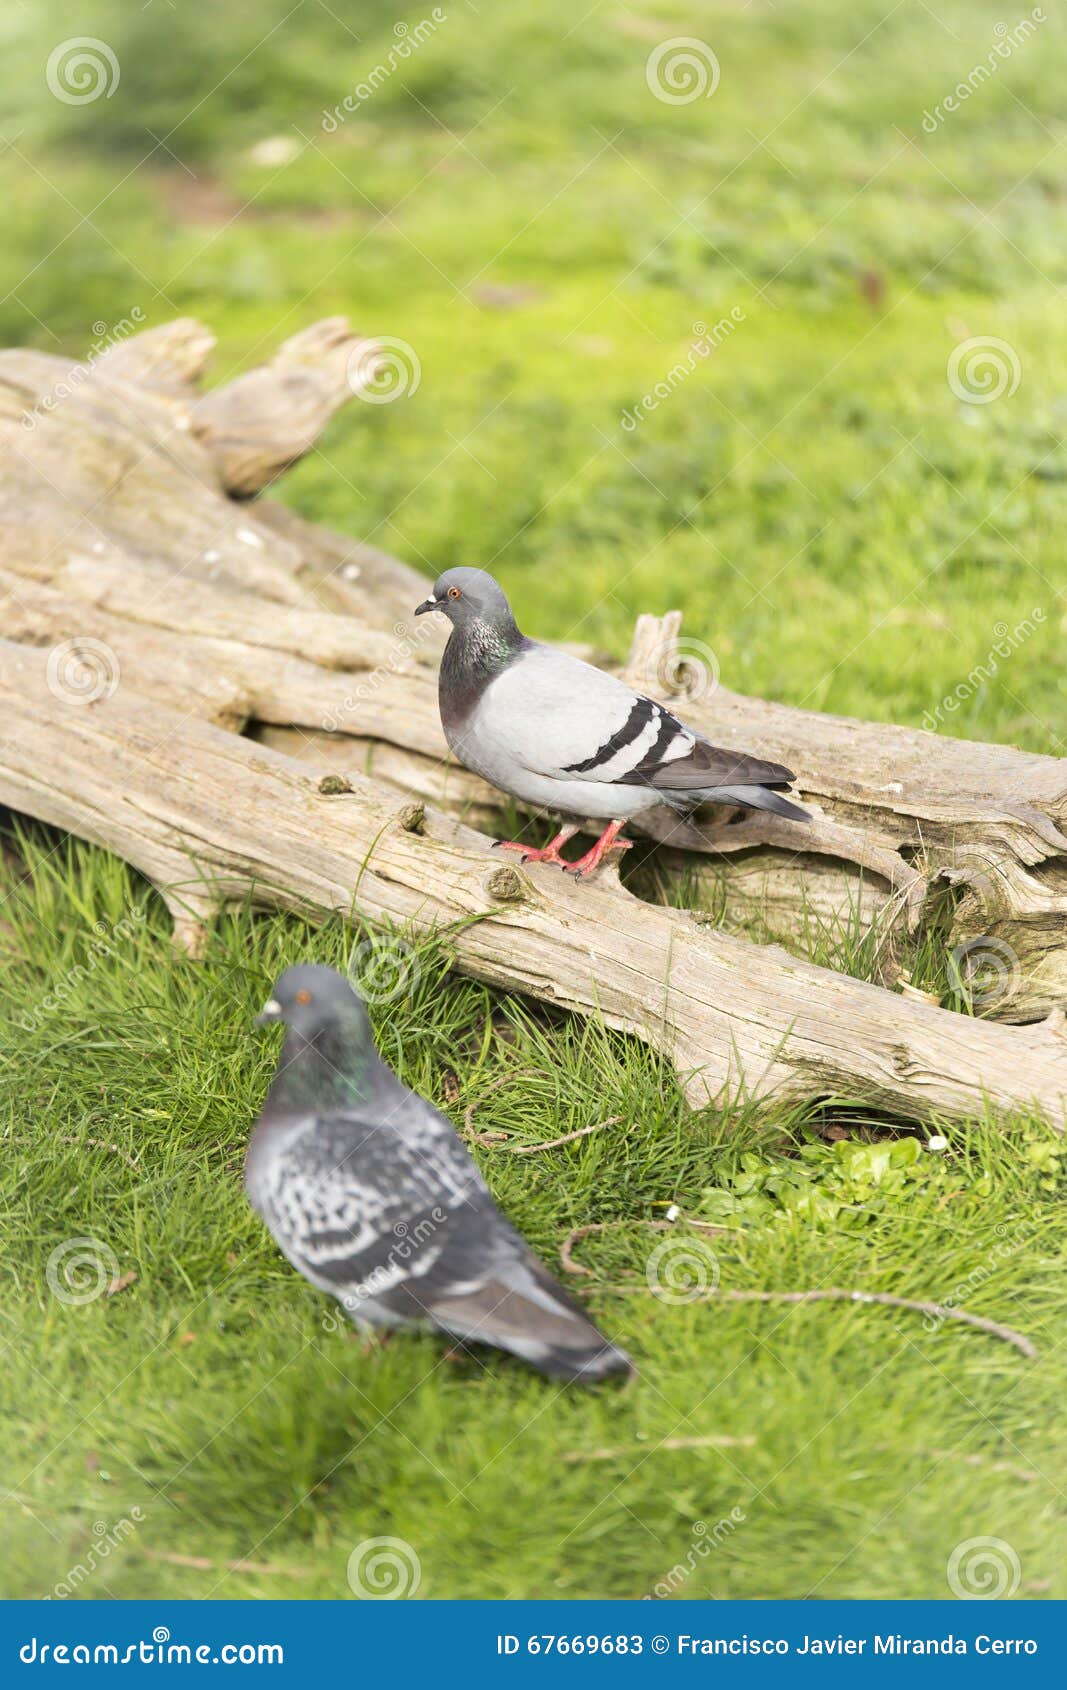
[245,964,633,1384]
[416,567,809,877]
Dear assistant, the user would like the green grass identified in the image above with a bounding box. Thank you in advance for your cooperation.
[0,0,1065,1601]
[1,835,1065,1599]
[2,0,1064,751]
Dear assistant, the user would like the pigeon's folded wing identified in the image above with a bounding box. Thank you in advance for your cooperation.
[478,645,794,792]
[257,1107,486,1295]
[255,1100,633,1378]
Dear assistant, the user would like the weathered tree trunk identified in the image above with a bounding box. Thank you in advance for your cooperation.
[0,318,1064,1126]
[0,638,1064,1125]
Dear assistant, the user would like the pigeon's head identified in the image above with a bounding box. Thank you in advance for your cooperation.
[414,567,515,630]
[256,963,371,1042]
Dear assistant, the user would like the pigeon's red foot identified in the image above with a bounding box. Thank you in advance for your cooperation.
[491,825,578,868]
[562,820,632,881]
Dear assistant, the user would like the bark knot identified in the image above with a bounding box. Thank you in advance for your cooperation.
[483,865,527,903]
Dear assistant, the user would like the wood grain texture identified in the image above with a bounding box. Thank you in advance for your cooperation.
[0,316,1061,1095]
[0,639,1063,1126]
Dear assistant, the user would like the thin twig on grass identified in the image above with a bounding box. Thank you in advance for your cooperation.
[563,1433,755,1464]
[508,1115,622,1155]
[587,1284,1037,1359]
[874,1446,1040,1484]
[462,1067,547,1145]
[141,1547,306,1578]
[462,1069,620,1153]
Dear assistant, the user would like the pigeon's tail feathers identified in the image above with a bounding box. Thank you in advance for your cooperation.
[704,784,810,822]
[426,1260,635,1385]
[634,737,808,821]
[514,1324,639,1379]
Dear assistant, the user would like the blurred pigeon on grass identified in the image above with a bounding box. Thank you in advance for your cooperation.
[246,964,633,1384]
[416,567,809,878]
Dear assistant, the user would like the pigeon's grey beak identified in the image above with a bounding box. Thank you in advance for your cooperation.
[414,596,437,616]
[255,998,283,1026]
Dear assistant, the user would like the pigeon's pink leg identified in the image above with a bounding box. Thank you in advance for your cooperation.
[491,823,580,866]
[562,819,633,880]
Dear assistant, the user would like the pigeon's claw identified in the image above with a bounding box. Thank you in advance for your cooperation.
[492,839,543,865]
[561,820,632,881]
[491,824,580,867]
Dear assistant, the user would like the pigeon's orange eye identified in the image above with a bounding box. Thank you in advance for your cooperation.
[448,586,461,600]
[295,989,312,1005]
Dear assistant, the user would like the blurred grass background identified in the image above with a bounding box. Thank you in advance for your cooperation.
[0,0,1064,1601]
[2,0,1064,741]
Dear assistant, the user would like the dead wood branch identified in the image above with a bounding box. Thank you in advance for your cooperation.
[0,640,1064,1128]
[0,318,1064,1126]
[3,317,1064,1023]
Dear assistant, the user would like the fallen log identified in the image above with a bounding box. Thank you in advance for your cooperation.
[0,639,1064,1126]
[0,315,1063,1038]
